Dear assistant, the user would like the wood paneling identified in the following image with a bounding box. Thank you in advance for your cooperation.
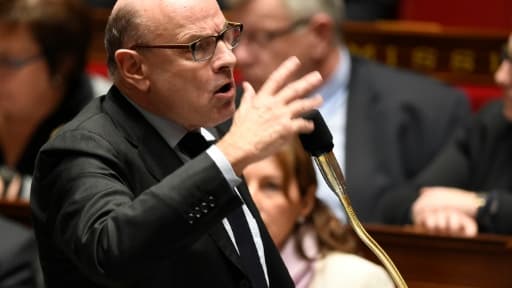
[360,224,512,288]
[343,21,509,86]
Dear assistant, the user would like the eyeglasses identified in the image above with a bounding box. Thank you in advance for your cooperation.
[501,45,512,63]
[242,18,309,47]
[0,54,42,70]
[131,22,243,62]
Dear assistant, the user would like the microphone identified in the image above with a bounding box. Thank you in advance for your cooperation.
[299,110,348,201]
[299,110,407,288]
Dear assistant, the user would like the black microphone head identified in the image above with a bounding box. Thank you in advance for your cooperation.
[299,110,333,157]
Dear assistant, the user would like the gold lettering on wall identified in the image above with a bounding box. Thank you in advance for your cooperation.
[347,43,376,60]
[385,45,398,67]
[450,49,475,73]
[411,47,437,70]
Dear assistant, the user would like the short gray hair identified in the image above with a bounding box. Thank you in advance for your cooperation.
[227,0,344,24]
[284,0,344,26]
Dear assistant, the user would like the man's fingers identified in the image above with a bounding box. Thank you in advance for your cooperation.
[239,81,256,110]
[5,174,21,201]
[460,215,478,237]
[277,71,323,104]
[447,211,463,232]
[287,95,323,119]
[434,211,448,231]
[258,56,301,95]
[0,177,4,198]
[290,118,315,135]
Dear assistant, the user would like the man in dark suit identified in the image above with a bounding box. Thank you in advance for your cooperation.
[228,0,470,223]
[380,34,512,236]
[30,0,324,287]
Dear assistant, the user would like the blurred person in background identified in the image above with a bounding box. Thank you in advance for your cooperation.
[0,0,94,201]
[244,138,394,287]
[29,0,324,286]
[0,0,95,287]
[380,34,512,236]
[226,0,470,223]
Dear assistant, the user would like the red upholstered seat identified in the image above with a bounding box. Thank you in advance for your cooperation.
[400,0,512,30]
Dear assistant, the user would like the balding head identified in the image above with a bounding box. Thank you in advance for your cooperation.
[105,0,224,79]
[105,0,146,78]
[228,0,344,27]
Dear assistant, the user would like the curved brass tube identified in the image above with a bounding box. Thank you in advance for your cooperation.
[314,153,407,288]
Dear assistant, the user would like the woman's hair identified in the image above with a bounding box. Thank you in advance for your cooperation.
[0,0,92,91]
[273,137,357,259]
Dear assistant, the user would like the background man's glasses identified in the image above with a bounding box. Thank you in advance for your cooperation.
[131,22,243,62]
[501,45,512,63]
[0,54,42,71]
[242,18,310,48]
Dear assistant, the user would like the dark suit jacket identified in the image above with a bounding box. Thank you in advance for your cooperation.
[0,217,37,288]
[343,56,470,222]
[379,100,512,234]
[30,86,293,287]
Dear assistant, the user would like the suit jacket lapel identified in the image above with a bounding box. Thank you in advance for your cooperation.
[103,87,183,181]
[345,56,380,216]
[103,86,247,274]
[209,180,265,276]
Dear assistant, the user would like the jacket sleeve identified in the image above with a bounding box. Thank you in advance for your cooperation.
[31,129,241,284]
[377,124,473,224]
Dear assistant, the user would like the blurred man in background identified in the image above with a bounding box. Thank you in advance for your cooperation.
[227,0,470,223]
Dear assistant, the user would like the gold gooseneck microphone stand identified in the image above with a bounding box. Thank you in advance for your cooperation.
[300,110,407,288]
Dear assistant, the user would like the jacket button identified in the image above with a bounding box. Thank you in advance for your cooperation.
[201,202,209,213]
[208,195,215,207]
[186,212,195,224]
[194,207,202,218]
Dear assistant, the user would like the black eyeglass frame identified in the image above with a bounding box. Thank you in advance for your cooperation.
[0,54,43,70]
[501,45,512,63]
[241,18,310,48]
[130,21,243,62]
[260,18,310,42]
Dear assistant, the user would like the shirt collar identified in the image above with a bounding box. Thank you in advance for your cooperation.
[122,95,214,148]
[313,47,350,102]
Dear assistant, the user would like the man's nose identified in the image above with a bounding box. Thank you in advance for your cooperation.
[212,40,237,69]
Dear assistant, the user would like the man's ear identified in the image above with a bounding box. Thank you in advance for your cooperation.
[115,49,150,92]
[308,13,336,60]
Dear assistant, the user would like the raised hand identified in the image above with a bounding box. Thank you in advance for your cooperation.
[0,167,22,201]
[217,56,323,175]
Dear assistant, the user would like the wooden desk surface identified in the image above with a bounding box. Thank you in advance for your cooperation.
[2,199,512,287]
[361,224,512,288]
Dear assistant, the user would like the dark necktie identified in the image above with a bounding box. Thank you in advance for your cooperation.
[177,131,268,288]
[177,130,212,158]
